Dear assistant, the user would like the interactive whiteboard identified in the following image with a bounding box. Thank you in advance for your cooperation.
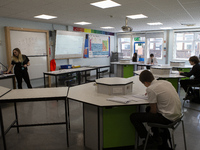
[55,30,85,59]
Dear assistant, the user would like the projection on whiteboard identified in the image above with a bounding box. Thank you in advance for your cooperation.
[55,30,85,59]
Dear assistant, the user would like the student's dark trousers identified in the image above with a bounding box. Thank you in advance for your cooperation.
[180,79,200,94]
[15,70,32,89]
[130,112,172,139]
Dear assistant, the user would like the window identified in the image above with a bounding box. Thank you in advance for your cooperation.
[174,32,200,59]
[118,38,131,58]
[147,38,163,59]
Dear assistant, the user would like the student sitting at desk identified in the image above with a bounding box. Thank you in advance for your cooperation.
[179,56,200,99]
[146,53,158,69]
[5,48,32,89]
[132,52,137,62]
[130,70,181,149]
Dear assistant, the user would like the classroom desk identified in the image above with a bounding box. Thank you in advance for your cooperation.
[134,70,185,93]
[0,74,16,89]
[0,86,69,150]
[136,63,155,69]
[110,62,139,78]
[68,76,148,150]
[156,64,192,80]
[43,67,95,87]
[86,65,110,79]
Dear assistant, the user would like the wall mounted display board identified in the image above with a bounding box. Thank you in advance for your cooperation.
[55,30,85,59]
[89,34,110,58]
[5,27,50,80]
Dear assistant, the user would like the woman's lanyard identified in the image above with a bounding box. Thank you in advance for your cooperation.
[21,62,24,70]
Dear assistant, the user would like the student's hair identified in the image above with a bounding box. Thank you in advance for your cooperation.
[150,54,154,57]
[189,56,199,64]
[139,70,155,83]
[132,53,137,62]
[12,48,23,62]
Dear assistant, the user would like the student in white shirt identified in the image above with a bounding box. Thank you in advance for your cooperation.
[147,54,158,69]
[130,70,181,149]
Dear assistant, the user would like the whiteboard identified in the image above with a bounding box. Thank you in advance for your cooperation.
[55,30,85,59]
[28,56,47,79]
[10,30,47,56]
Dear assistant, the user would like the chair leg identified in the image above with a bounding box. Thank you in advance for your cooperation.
[181,120,187,150]
[168,129,173,149]
[143,129,151,150]
[182,100,185,109]
[171,130,175,150]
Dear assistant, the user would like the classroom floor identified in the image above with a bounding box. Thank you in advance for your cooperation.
[1,76,200,150]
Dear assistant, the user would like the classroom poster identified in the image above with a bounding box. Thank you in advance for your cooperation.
[89,34,110,57]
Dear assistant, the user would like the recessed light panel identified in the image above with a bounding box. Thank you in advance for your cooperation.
[101,26,114,29]
[160,27,172,30]
[127,14,148,19]
[74,22,92,25]
[90,0,121,9]
[147,22,163,25]
[34,14,57,20]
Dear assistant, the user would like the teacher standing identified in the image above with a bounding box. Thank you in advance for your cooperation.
[5,48,32,89]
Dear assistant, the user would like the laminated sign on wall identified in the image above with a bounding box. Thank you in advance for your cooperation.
[89,34,110,58]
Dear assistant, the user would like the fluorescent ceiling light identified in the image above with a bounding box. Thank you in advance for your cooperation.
[101,26,114,29]
[127,14,148,19]
[147,22,163,25]
[160,27,172,30]
[34,14,57,20]
[90,0,121,9]
[74,22,92,25]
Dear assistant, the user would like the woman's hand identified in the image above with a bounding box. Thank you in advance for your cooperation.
[24,64,28,68]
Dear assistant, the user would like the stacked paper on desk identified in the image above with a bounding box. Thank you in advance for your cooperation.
[107,96,130,104]
[107,94,148,104]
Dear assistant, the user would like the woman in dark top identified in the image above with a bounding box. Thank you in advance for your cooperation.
[5,48,32,89]
[179,56,200,98]
[132,53,137,62]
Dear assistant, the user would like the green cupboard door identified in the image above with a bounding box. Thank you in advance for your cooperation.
[123,65,134,78]
[103,105,136,148]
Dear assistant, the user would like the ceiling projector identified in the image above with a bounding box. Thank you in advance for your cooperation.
[121,25,133,32]
[121,17,133,32]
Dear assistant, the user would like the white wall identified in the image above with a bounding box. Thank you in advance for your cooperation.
[0,17,116,87]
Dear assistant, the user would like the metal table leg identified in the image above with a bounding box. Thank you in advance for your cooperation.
[0,105,7,150]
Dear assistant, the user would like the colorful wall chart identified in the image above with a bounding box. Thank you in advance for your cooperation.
[89,34,110,58]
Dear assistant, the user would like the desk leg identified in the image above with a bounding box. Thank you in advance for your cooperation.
[78,72,81,85]
[84,71,87,83]
[83,104,85,146]
[14,102,19,133]
[67,98,70,130]
[96,69,98,79]
[98,107,100,150]
[12,76,16,89]
[0,105,7,150]
[64,99,69,147]
[109,66,111,77]
[55,76,58,87]
[43,74,46,88]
